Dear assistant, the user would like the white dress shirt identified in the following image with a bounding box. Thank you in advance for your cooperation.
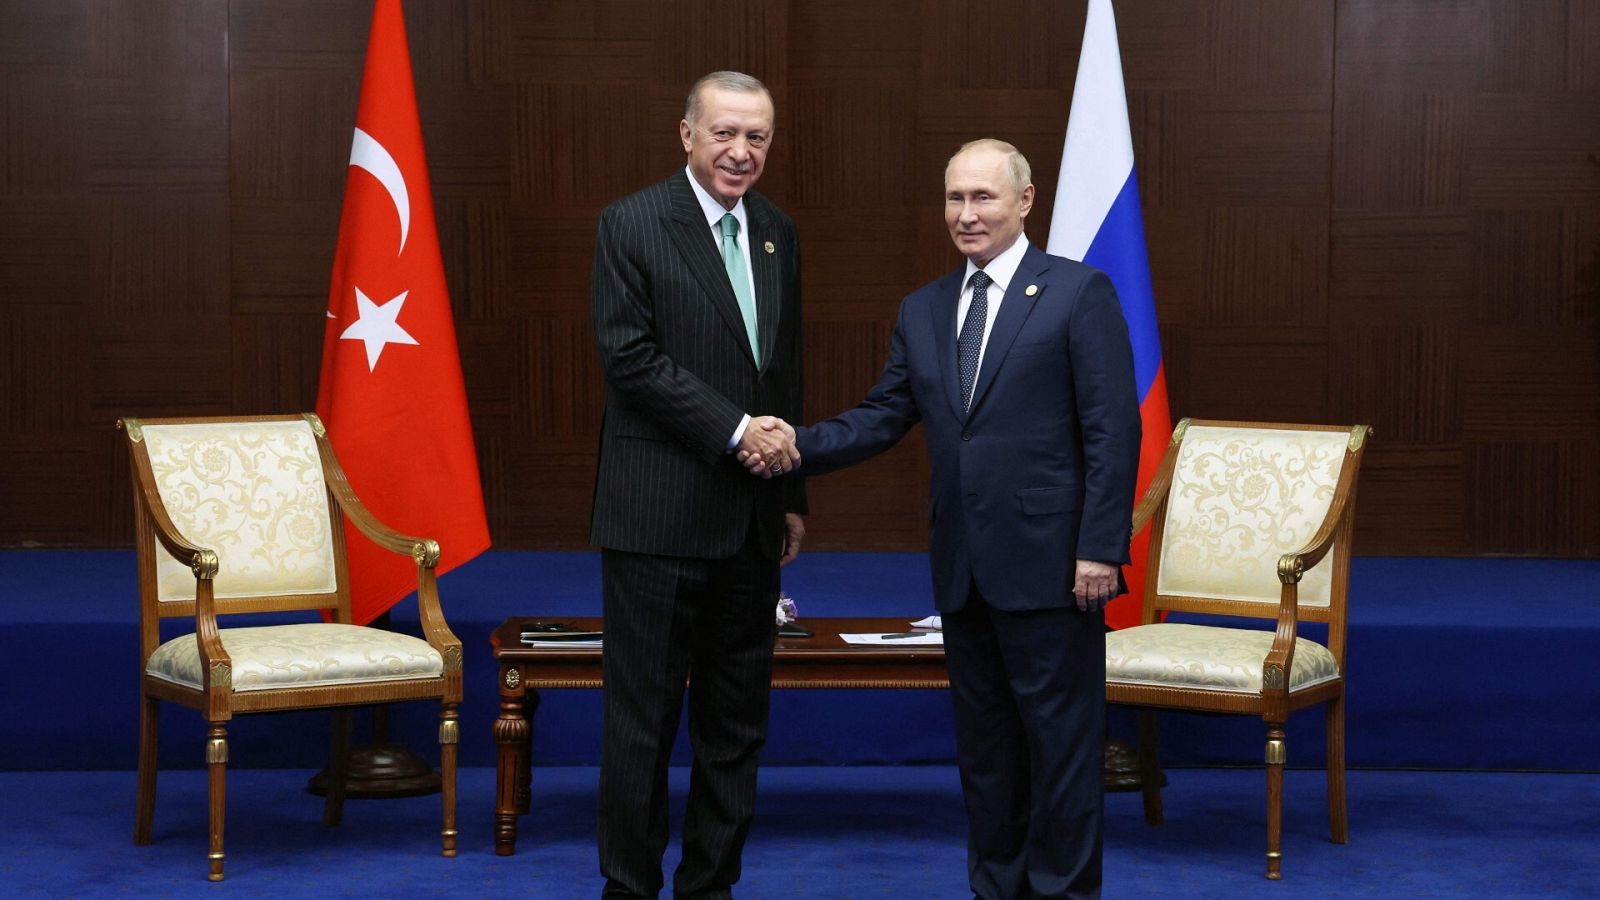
[684,167,759,448]
[956,235,1031,376]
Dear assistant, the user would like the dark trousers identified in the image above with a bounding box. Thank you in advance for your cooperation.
[597,529,780,899]
[944,588,1106,900]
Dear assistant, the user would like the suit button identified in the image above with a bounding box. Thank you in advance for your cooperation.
[961,431,973,441]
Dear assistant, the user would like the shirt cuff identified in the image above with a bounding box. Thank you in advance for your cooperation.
[727,414,752,451]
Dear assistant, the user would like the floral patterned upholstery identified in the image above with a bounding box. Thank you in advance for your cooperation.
[141,421,339,602]
[1106,623,1339,693]
[146,623,443,692]
[1156,426,1350,607]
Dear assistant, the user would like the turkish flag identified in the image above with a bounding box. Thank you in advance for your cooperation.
[316,0,489,625]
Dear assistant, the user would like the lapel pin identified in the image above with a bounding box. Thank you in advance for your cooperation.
[1024,284,1039,297]
[764,241,776,254]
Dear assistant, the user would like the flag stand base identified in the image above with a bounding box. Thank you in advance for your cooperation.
[307,611,442,799]
[308,740,441,799]
[1103,738,1165,792]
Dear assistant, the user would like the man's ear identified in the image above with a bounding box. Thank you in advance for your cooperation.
[679,119,693,153]
[1019,183,1036,217]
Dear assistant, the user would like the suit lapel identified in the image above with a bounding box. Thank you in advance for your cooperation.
[664,172,757,368]
[930,268,965,420]
[967,245,1050,416]
[747,200,781,373]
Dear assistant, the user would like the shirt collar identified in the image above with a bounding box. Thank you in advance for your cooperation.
[685,165,748,233]
[963,234,1029,294]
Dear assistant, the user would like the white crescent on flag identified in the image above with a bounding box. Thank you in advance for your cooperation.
[328,128,413,321]
[349,126,411,255]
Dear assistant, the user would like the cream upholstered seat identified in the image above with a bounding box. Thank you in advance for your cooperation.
[146,624,444,692]
[121,414,463,881]
[1107,624,1338,693]
[1108,419,1369,880]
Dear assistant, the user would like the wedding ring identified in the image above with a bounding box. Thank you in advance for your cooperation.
[769,461,783,473]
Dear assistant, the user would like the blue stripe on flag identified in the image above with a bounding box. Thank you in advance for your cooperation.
[1081,170,1162,401]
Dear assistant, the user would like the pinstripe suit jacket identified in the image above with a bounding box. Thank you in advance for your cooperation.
[589,170,806,561]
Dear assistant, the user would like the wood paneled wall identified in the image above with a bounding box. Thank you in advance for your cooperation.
[2,0,1596,555]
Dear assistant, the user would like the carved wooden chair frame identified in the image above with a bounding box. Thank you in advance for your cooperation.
[120,413,464,881]
[1110,417,1369,879]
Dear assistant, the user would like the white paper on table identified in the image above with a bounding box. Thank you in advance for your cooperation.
[910,616,942,630]
[840,632,944,646]
[522,639,604,648]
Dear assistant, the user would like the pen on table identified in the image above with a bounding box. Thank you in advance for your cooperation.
[880,632,930,640]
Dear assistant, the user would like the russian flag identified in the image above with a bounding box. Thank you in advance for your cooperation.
[1046,0,1172,630]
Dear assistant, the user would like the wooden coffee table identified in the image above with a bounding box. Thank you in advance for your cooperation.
[489,616,948,855]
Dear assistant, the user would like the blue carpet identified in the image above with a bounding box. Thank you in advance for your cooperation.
[3,551,1599,770]
[2,767,1597,897]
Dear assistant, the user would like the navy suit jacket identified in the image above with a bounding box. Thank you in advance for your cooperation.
[797,243,1140,612]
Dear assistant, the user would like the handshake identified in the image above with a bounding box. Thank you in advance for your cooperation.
[736,416,801,479]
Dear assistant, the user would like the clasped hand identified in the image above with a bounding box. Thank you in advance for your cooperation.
[736,416,800,478]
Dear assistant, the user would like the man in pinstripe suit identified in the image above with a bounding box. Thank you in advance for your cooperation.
[589,71,806,899]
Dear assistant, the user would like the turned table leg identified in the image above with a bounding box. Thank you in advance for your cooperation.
[493,663,529,856]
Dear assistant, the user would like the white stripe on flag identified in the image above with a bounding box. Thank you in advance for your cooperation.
[1047,0,1135,262]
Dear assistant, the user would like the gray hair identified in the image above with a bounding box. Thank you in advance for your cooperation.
[685,71,773,126]
[945,139,1032,194]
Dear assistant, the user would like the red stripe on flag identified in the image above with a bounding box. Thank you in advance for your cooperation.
[1104,365,1172,630]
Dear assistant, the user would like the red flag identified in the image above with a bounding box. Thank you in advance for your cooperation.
[316,0,489,625]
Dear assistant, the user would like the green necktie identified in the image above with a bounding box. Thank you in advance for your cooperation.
[719,213,761,366]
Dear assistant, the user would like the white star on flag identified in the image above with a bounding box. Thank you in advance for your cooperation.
[340,286,419,371]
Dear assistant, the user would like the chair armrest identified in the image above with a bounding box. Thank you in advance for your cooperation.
[1259,579,1300,718]
[323,466,461,656]
[1259,486,1345,713]
[120,419,231,699]
[414,567,464,677]
[1274,429,1368,587]
[144,490,233,698]
[1130,470,1169,537]
[324,471,439,565]
[1130,418,1186,537]
[1260,426,1369,719]
[300,409,434,562]
[310,423,462,668]
[133,477,217,582]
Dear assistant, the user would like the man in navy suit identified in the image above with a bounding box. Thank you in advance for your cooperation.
[748,139,1139,899]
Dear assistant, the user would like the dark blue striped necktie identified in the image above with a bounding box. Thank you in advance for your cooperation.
[957,270,990,410]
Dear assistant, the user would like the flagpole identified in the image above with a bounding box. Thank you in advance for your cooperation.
[309,0,490,805]
[1049,0,1172,795]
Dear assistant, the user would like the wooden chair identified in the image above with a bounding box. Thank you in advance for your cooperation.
[1106,418,1369,879]
[120,413,463,881]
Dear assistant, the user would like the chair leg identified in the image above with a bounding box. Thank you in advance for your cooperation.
[206,723,228,882]
[1137,709,1164,826]
[323,708,353,827]
[134,693,159,845]
[1326,695,1349,844]
[440,703,459,857]
[1265,724,1286,880]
